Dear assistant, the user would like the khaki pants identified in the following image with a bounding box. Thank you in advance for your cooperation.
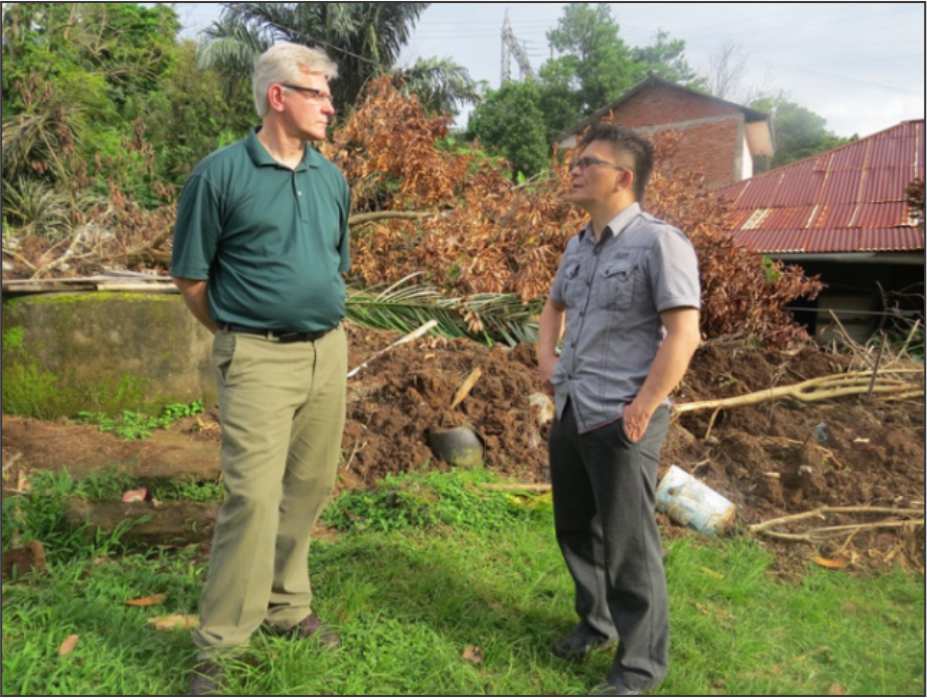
[192,325,347,657]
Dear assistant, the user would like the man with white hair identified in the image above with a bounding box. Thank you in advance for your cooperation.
[171,42,350,695]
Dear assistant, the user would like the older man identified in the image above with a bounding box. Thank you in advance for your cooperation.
[171,43,350,695]
[536,124,701,696]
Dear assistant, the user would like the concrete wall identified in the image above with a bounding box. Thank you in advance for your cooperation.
[2,292,216,418]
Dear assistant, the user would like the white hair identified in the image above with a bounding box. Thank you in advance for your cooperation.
[252,42,338,118]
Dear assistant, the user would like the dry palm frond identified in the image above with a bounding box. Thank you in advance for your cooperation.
[346,274,540,346]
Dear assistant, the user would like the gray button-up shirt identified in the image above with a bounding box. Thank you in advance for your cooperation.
[548,202,701,433]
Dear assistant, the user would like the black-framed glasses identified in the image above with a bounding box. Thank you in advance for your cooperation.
[280,83,333,103]
[569,156,630,173]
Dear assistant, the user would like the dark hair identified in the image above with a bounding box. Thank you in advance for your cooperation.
[579,123,654,203]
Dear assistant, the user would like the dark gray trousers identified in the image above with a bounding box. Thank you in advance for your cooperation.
[549,400,670,691]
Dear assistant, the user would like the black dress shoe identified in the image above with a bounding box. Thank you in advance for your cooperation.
[188,660,222,696]
[551,623,611,661]
[265,613,341,648]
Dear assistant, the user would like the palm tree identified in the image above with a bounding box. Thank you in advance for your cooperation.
[393,57,481,117]
[197,12,272,101]
[198,3,429,110]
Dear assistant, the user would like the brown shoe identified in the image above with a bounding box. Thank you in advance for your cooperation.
[187,660,222,696]
[268,613,341,648]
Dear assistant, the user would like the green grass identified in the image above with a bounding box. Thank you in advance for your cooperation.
[2,469,923,695]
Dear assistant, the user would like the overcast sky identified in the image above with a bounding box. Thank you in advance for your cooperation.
[173,2,925,138]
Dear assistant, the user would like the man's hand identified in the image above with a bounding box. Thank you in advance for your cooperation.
[536,297,566,397]
[173,277,218,334]
[621,398,654,443]
[620,307,701,443]
[538,353,558,395]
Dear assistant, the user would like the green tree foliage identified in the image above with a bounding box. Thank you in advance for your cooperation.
[466,82,549,179]
[631,30,707,90]
[750,92,854,168]
[142,41,257,185]
[532,6,701,144]
[393,57,480,117]
[199,3,430,110]
[542,3,640,117]
[2,3,181,202]
[1,2,259,217]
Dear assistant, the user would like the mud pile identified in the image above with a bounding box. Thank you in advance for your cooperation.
[343,325,924,572]
[342,325,549,486]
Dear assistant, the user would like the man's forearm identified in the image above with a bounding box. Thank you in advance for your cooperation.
[635,314,700,413]
[173,278,218,334]
[537,298,565,363]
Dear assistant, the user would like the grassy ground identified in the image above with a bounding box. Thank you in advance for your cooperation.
[2,468,924,695]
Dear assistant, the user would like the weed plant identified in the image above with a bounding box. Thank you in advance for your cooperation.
[76,400,203,440]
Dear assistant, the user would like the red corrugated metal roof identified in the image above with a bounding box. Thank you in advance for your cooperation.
[718,120,925,254]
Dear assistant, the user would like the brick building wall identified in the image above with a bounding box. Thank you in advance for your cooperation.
[603,85,748,189]
[607,84,741,127]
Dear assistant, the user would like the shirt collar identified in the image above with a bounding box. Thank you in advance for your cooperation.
[579,202,642,243]
[245,127,320,171]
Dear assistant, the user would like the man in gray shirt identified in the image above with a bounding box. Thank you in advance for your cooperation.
[536,123,701,696]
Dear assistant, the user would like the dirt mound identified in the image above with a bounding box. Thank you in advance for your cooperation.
[342,324,549,486]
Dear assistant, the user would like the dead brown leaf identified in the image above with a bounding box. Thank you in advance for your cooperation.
[812,555,848,570]
[828,682,846,695]
[121,487,148,503]
[58,634,79,656]
[147,613,199,631]
[461,644,483,665]
[126,593,167,607]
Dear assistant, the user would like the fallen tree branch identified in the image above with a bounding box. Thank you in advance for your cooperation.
[346,319,438,379]
[750,506,925,543]
[348,210,439,227]
[674,369,923,415]
[754,519,924,542]
[749,505,924,533]
[879,389,925,402]
[2,248,37,272]
[450,367,482,409]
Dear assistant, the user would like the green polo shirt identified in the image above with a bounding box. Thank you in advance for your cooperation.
[171,128,350,332]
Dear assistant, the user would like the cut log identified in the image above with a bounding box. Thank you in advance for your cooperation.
[64,498,217,546]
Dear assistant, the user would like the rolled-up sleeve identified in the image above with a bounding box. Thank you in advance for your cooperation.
[170,174,221,280]
[648,229,701,312]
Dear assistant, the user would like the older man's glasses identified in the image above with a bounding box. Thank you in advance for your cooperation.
[280,83,333,103]
[569,156,629,173]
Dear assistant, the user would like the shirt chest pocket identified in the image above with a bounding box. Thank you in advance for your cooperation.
[562,261,585,307]
[596,261,637,310]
